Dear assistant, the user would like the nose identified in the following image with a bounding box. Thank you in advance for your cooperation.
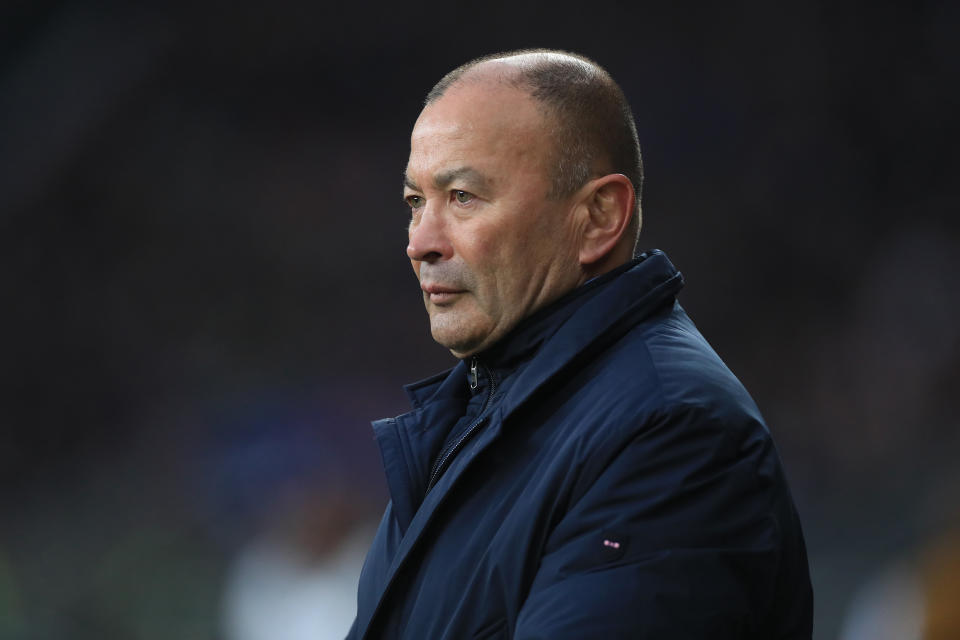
[406,205,452,263]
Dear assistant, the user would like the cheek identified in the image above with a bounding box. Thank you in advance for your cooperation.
[455,224,496,275]
[477,236,514,284]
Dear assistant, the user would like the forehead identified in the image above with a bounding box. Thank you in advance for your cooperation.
[406,81,553,186]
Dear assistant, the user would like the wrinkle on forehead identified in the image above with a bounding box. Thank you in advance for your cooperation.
[407,79,555,196]
[413,81,546,146]
[403,166,491,192]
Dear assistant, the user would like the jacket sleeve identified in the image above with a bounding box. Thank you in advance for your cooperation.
[513,406,812,639]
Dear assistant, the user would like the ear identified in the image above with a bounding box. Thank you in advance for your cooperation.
[576,173,635,267]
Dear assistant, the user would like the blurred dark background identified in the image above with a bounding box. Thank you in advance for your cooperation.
[2,1,958,638]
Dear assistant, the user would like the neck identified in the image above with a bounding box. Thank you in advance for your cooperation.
[580,246,634,283]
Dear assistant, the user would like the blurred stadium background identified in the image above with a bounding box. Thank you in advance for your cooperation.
[2,1,958,638]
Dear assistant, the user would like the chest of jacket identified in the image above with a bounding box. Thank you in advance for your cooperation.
[358,343,667,639]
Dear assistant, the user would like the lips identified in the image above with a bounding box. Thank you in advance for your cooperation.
[422,284,462,294]
[421,283,465,304]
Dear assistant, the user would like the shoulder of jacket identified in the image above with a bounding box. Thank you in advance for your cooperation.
[560,308,768,456]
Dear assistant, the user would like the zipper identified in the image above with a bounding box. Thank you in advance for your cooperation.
[427,357,497,490]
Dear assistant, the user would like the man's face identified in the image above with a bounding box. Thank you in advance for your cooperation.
[404,79,583,358]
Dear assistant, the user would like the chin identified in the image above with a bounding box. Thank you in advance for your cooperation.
[430,325,482,358]
[429,307,495,356]
[432,333,476,357]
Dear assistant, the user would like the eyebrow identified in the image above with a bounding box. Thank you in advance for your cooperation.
[402,166,490,192]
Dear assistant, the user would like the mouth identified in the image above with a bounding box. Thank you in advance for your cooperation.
[421,284,465,305]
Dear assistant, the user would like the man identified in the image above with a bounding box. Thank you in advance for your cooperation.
[348,49,812,639]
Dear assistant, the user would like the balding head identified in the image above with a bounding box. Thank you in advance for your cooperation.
[425,49,644,248]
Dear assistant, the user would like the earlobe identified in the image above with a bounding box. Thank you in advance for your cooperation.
[578,174,635,268]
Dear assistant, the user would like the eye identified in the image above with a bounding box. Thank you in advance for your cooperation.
[453,190,473,204]
[405,194,424,209]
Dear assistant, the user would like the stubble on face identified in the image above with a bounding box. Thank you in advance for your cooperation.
[418,258,483,350]
[406,74,583,358]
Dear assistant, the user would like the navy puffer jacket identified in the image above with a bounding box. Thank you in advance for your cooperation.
[349,250,812,639]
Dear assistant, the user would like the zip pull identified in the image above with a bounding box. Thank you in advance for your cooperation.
[469,356,479,390]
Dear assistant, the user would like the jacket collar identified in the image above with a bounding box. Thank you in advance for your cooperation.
[400,250,683,415]
[499,250,683,421]
[382,249,684,531]
[360,250,683,640]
